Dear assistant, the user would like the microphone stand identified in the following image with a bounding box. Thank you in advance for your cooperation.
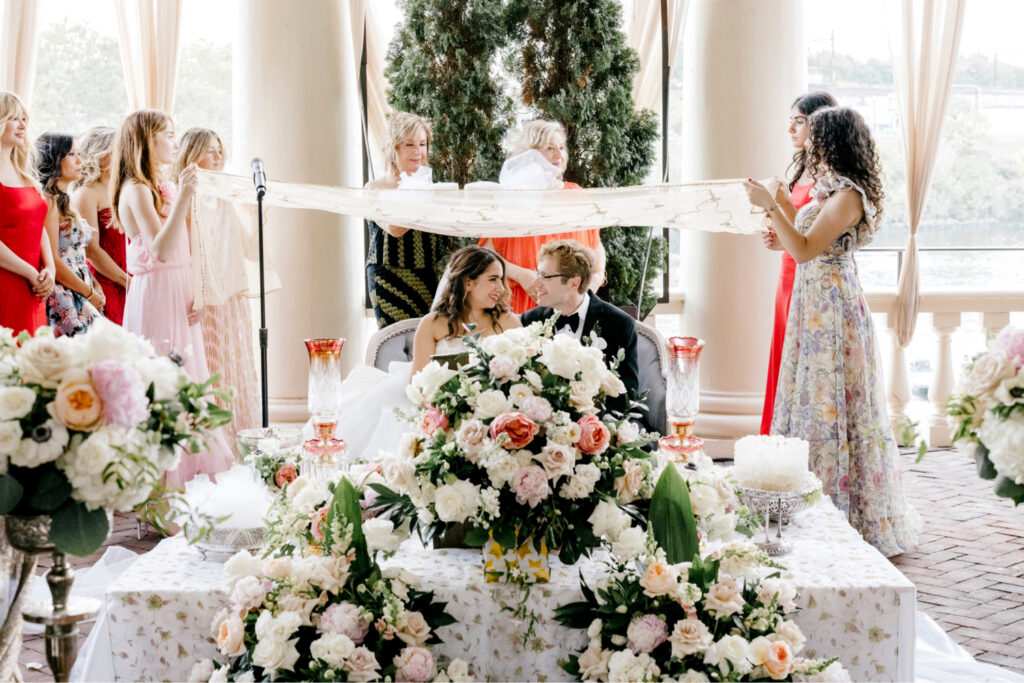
[255,180,269,428]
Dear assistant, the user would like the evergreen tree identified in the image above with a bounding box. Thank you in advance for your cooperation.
[507,0,665,315]
[385,0,515,186]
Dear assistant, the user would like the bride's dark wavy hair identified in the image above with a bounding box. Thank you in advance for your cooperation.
[786,90,836,192]
[433,246,510,337]
[35,132,75,221]
[807,106,885,225]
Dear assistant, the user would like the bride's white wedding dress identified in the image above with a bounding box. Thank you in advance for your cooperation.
[302,336,468,463]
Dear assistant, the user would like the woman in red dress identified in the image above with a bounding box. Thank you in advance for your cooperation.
[760,91,837,434]
[0,92,54,333]
[480,120,606,314]
[73,126,131,325]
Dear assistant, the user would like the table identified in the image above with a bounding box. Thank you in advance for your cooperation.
[72,497,915,682]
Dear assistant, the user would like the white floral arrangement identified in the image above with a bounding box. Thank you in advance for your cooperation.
[662,449,762,544]
[0,321,232,555]
[370,320,657,565]
[191,478,468,683]
[946,325,1024,505]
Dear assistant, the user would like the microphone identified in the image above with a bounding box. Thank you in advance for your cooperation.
[251,157,267,197]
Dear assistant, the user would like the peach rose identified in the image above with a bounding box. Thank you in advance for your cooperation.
[614,459,646,503]
[344,646,381,682]
[275,462,298,488]
[396,610,431,646]
[576,415,611,455]
[668,617,713,658]
[639,561,678,597]
[310,504,331,541]
[420,406,449,436]
[704,576,745,618]
[489,412,539,449]
[216,612,246,657]
[763,640,795,680]
[53,368,105,431]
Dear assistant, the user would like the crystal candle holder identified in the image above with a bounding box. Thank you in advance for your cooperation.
[663,336,705,451]
[302,420,348,483]
[305,338,345,422]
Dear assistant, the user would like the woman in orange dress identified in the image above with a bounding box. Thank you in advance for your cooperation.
[480,120,606,314]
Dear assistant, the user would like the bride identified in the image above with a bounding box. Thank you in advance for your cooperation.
[313,246,520,461]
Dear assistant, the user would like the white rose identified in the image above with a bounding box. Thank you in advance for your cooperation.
[0,386,36,420]
[612,527,647,561]
[382,455,419,494]
[536,442,576,481]
[539,335,582,379]
[252,636,300,675]
[234,670,255,683]
[444,658,472,682]
[964,350,1016,398]
[569,379,600,413]
[508,383,534,407]
[11,417,69,468]
[407,361,457,405]
[480,333,515,357]
[559,462,601,499]
[255,609,303,645]
[363,517,404,553]
[433,480,480,523]
[600,371,627,398]
[588,500,632,540]
[0,420,23,455]
[578,349,607,384]
[616,420,640,445]
[310,632,356,668]
[188,659,215,683]
[704,635,752,676]
[17,335,71,388]
[688,482,720,518]
[475,389,512,420]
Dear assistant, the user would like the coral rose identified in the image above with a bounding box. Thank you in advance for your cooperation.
[576,415,611,455]
[420,406,449,436]
[489,412,539,449]
[275,462,298,488]
[53,368,105,431]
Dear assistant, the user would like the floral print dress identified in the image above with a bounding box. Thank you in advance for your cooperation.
[771,174,920,557]
[47,216,100,336]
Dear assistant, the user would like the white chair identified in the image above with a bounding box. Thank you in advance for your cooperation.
[364,317,668,435]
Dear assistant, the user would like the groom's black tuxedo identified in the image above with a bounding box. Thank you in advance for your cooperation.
[522,291,639,416]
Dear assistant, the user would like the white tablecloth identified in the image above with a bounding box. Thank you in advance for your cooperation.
[72,497,915,682]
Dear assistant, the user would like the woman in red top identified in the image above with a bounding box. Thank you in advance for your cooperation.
[480,120,606,313]
[760,91,837,434]
[0,92,54,334]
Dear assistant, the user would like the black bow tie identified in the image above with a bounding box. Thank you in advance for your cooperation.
[559,312,581,330]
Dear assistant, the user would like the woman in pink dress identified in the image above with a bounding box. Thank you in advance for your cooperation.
[113,109,234,487]
[760,91,837,434]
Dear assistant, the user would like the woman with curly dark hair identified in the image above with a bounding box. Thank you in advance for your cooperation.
[412,245,520,374]
[744,106,919,557]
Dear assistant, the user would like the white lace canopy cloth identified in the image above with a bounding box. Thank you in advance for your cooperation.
[196,171,769,238]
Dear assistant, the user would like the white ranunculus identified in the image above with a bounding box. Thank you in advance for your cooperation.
[407,361,457,405]
[0,386,36,420]
[588,500,632,540]
[979,410,1024,484]
[11,417,69,468]
[0,420,23,456]
[539,335,582,380]
[474,389,512,420]
[433,479,481,523]
[17,335,72,388]
[363,517,403,553]
[310,632,356,668]
[964,350,1016,398]
[704,635,752,676]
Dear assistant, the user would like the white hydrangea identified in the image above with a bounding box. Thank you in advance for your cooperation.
[979,410,1024,484]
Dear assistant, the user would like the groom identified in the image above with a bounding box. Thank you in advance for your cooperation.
[522,239,639,414]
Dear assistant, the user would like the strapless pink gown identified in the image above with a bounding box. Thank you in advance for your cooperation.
[123,187,234,487]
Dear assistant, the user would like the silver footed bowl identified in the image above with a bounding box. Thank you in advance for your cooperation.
[194,526,264,563]
[735,471,823,522]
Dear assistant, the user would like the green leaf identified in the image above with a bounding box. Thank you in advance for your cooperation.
[975,443,998,480]
[0,475,24,514]
[994,476,1024,506]
[329,478,372,578]
[50,501,110,556]
[27,468,72,511]
[650,465,699,564]
[463,525,488,547]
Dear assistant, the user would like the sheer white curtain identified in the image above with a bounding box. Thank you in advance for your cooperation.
[886,0,967,346]
[0,0,39,101]
[626,0,687,113]
[347,0,390,179]
[114,0,183,112]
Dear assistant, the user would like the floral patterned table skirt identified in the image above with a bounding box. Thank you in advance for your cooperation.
[72,497,914,682]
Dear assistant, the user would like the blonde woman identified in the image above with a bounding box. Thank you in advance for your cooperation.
[114,110,233,486]
[365,111,448,328]
[170,127,260,440]
[481,119,606,313]
[72,125,131,325]
[0,91,55,333]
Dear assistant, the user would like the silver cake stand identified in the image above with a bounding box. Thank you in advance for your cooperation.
[736,473,822,556]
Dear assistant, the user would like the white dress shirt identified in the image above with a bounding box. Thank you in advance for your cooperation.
[556,293,590,340]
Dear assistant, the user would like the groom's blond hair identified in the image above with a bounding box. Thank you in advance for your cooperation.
[538,239,594,294]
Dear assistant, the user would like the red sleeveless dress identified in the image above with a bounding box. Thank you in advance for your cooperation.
[0,181,48,334]
[760,181,814,434]
[481,181,601,314]
[89,207,127,325]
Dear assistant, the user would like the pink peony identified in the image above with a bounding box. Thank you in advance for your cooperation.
[577,415,611,455]
[520,395,553,423]
[318,602,371,643]
[511,465,551,508]
[489,356,519,381]
[275,463,298,488]
[992,326,1024,368]
[489,412,540,449]
[310,504,331,541]
[627,614,668,654]
[89,360,149,428]
[420,406,449,436]
[394,646,435,682]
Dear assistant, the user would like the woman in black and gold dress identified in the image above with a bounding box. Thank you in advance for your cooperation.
[365,112,447,328]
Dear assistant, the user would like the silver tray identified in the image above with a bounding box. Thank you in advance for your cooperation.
[194,526,264,562]
[734,472,822,556]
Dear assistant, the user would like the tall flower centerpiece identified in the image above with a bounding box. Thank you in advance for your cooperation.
[947,325,1024,505]
[370,320,657,579]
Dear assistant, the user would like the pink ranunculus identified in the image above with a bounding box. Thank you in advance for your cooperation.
[992,326,1024,368]
[318,602,371,643]
[489,412,539,449]
[577,415,611,455]
[626,614,668,654]
[89,360,149,427]
[394,646,435,682]
[511,465,551,508]
[420,406,450,436]
[275,462,298,489]
[310,504,331,541]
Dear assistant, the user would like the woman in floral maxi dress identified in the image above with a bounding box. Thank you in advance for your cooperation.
[744,106,919,557]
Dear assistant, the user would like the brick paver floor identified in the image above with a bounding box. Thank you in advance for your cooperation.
[16,448,1024,679]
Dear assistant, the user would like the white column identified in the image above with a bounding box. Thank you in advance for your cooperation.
[928,311,960,447]
[678,0,805,450]
[886,312,914,444]
[234,0,364,424]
